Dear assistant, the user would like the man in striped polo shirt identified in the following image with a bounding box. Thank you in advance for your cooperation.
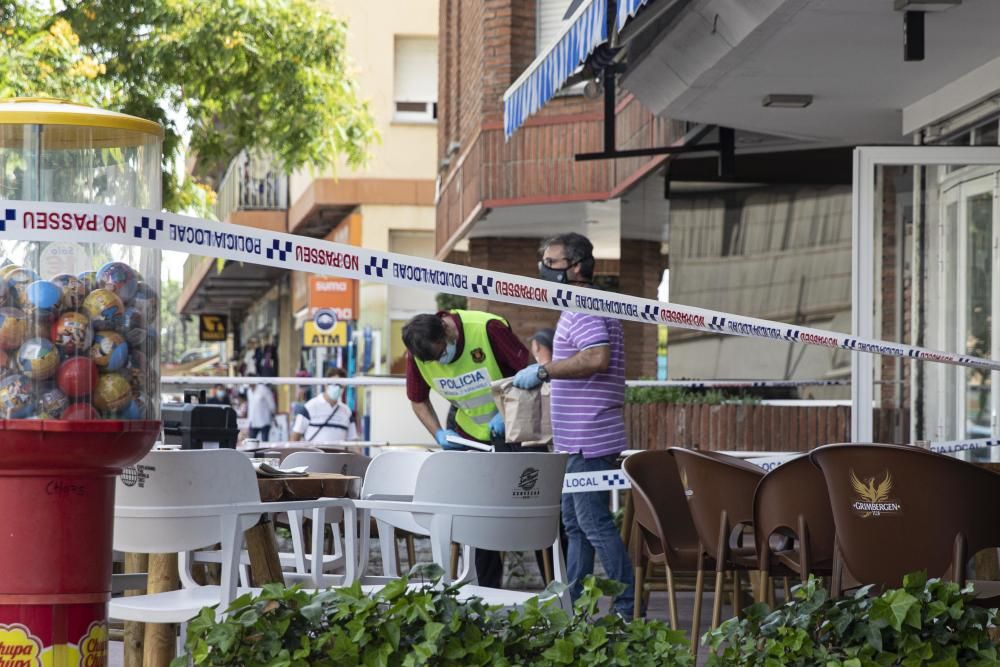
[513,232,635,617]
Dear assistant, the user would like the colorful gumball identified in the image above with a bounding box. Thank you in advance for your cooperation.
[57,356,97,398]
[0,307,27,351]
[0,374,34,418]
[96,262,138,303]
[17,338,60,380]
[93,372,132,412]
[131,282,158,320]
[38,387,69,418]
[52,274,87,311]
[89,331,129,372]
[51,311,93,356]
[62,401,99,420]
[119,394,148,420]
[7,268,40,306]
[24,280,62,313]
[0,264,22,281]
[82,288,124,331]
[121,307,146,346]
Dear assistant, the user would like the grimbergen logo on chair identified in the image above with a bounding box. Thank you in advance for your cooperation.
[849,469,901,517]
[514,467,540,499]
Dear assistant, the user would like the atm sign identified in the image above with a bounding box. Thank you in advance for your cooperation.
[303,321,348,347]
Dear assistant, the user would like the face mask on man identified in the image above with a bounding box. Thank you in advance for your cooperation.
[326,385,342,401]
[538,256,590,284]
[438,341,457,364]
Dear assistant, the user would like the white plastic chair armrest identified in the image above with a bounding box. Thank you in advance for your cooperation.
[352,499,558,518]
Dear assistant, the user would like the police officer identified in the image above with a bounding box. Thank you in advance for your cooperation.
[402,309,532,587]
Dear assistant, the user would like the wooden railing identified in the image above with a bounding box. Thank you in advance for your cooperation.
[625,403,910,452]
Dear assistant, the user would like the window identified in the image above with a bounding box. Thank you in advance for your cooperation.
[394,36,438,123]
[537,0,575,54]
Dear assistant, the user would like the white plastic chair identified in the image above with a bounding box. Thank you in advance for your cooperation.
[278,451,371,574]
[110,449,357,625]
[353,451,570,609]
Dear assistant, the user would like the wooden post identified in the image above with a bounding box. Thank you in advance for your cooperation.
[122,553,147,667]
[245,517,286,585]
[143,553,179,667]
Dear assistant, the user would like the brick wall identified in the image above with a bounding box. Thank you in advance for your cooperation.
[620,239,666,378]
[466,237,558,344]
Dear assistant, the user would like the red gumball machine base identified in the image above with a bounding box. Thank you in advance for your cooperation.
[0,419,159,666]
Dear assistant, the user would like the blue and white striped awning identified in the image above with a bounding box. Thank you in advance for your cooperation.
[502,0,608,139]
[616,0,652,30]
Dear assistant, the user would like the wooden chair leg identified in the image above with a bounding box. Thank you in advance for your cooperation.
[692,567,704,650]
[783,577,791,601]
[666,565,678,631]
[758,571,769,604]
[633,563,645,619]
[732,570,742,617]
[768,577,776,608]
[393,536,402,574]
[711,570,725,629]
[450,543,460,579]
[406,535,416,569]
[542,548,553,585]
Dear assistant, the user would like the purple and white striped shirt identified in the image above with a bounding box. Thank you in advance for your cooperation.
[550,311,627,458]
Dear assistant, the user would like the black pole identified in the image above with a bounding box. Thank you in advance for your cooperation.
[603,66,616,154]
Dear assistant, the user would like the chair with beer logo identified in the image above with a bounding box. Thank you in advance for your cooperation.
[753,452,837,603]
[810,442,1000,603]
[668,448,764,640]
[110,449,355,628]
[352,451,570,609]
[622,450,714,629]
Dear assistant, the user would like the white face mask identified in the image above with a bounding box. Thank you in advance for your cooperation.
[438,341,457,364]
[326,385,342,401]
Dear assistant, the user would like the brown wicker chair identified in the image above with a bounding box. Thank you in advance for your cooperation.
[622,450,714,630]
[753,453,836,601]
[810,443,1000,603]
[668,448,763,639]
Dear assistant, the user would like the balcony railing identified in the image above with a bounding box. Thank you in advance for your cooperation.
[215,150,288,222]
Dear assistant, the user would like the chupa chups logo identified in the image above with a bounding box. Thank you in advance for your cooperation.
[513,467,540,499]
[79,620,108,667]
[0,623,42,666]
[850,469,902,517]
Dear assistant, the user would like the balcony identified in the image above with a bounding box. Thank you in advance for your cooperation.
[215,150,289,222]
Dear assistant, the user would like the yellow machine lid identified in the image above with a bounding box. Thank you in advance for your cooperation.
[0,98,163,148]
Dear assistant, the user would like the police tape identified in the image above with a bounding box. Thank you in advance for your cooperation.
[928,437,1000,454]
[3,199,998,372]
[563,470,632,493]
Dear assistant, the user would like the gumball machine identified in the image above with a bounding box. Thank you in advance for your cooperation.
[0,99,162,665]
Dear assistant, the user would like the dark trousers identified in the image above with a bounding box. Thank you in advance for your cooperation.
[249,425,271,441]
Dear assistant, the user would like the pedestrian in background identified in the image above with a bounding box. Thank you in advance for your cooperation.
[514,232,635,617]
[291,368,358,443]
[529,327,555,365]
[247,376,276,442]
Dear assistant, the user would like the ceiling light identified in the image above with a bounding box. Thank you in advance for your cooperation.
[761,94,813,109]
[894,0,960,11]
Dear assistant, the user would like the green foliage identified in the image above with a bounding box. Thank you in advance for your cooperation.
[1,0,376,211]
[706,573,999,667]
[173,569,693,667]
[435,293,468,312]
[625,385,759,405]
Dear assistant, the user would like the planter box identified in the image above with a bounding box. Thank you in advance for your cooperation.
[624,403,909,452]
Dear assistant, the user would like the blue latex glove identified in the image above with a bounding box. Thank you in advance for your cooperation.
[488,411,506,437]
[512,363,543,390]
[435,428,462,450]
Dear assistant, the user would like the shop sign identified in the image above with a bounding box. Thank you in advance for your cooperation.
[303,320,348,347]
[199,314,228,342]
[308,275,357,319]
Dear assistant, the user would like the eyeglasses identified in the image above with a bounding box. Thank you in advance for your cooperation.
[540,256,575,269]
